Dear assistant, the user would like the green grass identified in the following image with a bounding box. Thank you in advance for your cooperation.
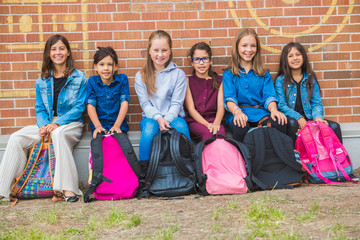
[298,199,319,221]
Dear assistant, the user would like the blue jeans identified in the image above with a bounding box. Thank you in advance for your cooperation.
[139,117,190,161]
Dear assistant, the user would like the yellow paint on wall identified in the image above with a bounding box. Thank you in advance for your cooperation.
[0,91,28,98]
[82,1,89,70]
[52,15,58,32]
[4,0,77,3]
[7,16,13,33]
[19,15,33,33]
[64,15,77,32]
[281,0,300,3]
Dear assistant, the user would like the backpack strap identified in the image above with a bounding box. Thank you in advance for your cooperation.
[84,133,113,203]
[317,122,356,183]
[169,131,196,182]
[145,130,163,188]
[300,124,347,185]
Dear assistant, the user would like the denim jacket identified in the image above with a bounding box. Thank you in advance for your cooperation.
[35,69,87,128]
[274,73,323,121]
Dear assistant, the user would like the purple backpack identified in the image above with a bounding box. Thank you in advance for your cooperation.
[295,121,356,184]
[84,133,145,202]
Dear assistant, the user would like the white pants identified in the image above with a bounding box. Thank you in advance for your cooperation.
[0,121,83,197]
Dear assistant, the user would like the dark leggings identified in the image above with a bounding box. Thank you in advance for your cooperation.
[230,114,287,142]
[287,118,343,144]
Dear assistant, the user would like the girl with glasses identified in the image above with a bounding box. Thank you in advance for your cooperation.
[184,42,226,142]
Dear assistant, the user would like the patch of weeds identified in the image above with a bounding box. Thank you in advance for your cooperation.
[103,207,126,228]
[0,227,63,240]
[153,223,178,240]
[227,199,238,209]
[211,223,225,233]
[161,211,176,222]
[298,199,319,221]
[211,207,224,220]
[330,204,337,215]
[36,206,63,225]
[261,193,291,203]
[278,229,308,240]
[125,213,141,229]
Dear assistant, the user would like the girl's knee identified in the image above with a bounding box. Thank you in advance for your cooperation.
[140,119,159,138]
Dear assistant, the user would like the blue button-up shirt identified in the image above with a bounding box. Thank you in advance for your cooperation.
[86,74,130,132]
[275,73,324,121]
[223,66,278,126]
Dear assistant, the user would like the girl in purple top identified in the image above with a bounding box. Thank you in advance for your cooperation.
[184,42,226,142]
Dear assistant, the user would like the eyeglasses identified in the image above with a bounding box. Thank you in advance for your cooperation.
[192,57,211,64]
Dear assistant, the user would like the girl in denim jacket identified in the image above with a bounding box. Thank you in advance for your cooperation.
[275,42,342,142]
[0,35,86,202]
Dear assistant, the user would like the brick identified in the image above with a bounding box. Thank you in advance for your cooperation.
[128,21,155,30]
[313,62,337,71]
[117,49,142,58]
[343,24,360,33]
[0,6,9,14]
[295,35,323,44]
[99,22,127,31]
[284,7,311,16]
[132,3,145,12]
[199,11,226,19]
[26,52,43,61]
[0,119,14,127]
[339,97,360,106]
[116,3,131,11]
[299,16,321,25]
[295,0,323,6]
[325,107,352,116]
[87,13,112,22]
[242,18,269,28]
[354,107,360,114]
[175,2,201,11]
[200,29,227,38]
[97,4,116,12]
[323,89,351,98]
[318,80,337,89]
[266,54,280,63]
[271,17,297,26]
[338,80,360,88]
[229,9,252,18]
[265,0,290,7]
[172,48,189,58]
[0,100,14,108]
[213,19,238,28]
[170,11,198,20]
[324,71,351,80]
[0,34,24,42]
[323,53,350,61]
[353,89,360,96]
[124,40,147,49]
[1,127,22,135]
[338,5,360,15]
[128,123,140,131]
[339,115,360,123]
[13,62,38,71]
[16,118,36,127]
[126,59,144,68]
[172,30,199,39]
[127,104,142,114]
[0,53,24,62]
[185,20,212,29]
[1,109,29,118]
[267,36,295,45]
[142,12,169,20]
[14,80,36,89]
[256,8,283,17]
[157,21,184,30]
[204,1,217,10]
[328,34,350,43]
[113,12,141,21]
[42,5,68,13]
[339,43,360,52]
[352,52,360,60]
[88,32,112,41]
[339,61,360,70]
[10,6,38,14]
[212,56,230,66]
[114,31,142,40]
[0,63,10,71]
[0,72,26,80]
[322,98,338,107]
[15,99,35,108]
[129,114,142,123]
[147,3,173,12]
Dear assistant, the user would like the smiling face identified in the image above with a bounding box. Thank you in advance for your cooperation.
[287,47,304,71]
[191,49,212,78]
[49,40,69,67]
[94,55,116,83]
[149,37,171,72]
[237,35,257,65]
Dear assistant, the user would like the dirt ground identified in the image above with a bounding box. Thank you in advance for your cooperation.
[1,171,360,239]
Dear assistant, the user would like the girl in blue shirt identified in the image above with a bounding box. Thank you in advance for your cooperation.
[223,28,287,142]
[275,42,342,142]
[86,47,130,139]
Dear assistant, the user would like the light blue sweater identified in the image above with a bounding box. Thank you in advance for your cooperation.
[135,62,187,123]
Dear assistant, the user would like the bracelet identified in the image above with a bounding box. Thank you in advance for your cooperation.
[232,106,240,115]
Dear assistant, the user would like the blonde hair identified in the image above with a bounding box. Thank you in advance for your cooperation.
[141,30,173,96]
[226,28,267,77]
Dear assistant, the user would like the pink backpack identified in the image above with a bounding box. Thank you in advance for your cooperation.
[194,134,251,195]
[295,121,356,184]
[84,133,145,202]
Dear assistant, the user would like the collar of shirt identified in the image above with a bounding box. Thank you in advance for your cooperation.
[94,75,120,86]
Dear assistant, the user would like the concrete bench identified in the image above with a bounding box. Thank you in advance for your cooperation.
[1,123,359,185]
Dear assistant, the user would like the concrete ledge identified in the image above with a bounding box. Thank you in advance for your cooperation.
[1,123,360,185]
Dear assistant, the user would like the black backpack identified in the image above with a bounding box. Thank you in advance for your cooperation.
[243,127,305,191]
[145,129,197,197]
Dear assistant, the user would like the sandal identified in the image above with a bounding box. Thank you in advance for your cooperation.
[64,195,79,202]
[51,193,79,203]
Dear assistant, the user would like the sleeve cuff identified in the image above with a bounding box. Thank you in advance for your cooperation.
[87,99,97,106]
[224,97,238,112]
[265,97,278,110]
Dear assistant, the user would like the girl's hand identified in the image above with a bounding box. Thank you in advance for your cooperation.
[270,110,287,125]
[314,117,328,125]
[108,125,122,134]
[39,126,48,137]
[157,117,171,131]
[44,123,59,135]
[93,125,106,139]
[233,110,248,128]
[297,117,307,129]
[210,122,221,135]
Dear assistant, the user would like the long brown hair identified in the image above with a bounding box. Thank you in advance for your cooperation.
[188,42,219,90]
[276,42,318,104]
[226,28,266,76]
[41,34,75,79]
[141,30,173,96]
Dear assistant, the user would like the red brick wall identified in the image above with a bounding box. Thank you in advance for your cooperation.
[0,0,359,134]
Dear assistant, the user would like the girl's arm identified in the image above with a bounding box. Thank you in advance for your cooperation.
[226,101,248,128]
[184,77,210,128]
[309,77,324,120]
[268,101,287,125]
[35,77,51,129]
[211,83,225,134]
[109,100,128,133]
[87,104,105,139]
